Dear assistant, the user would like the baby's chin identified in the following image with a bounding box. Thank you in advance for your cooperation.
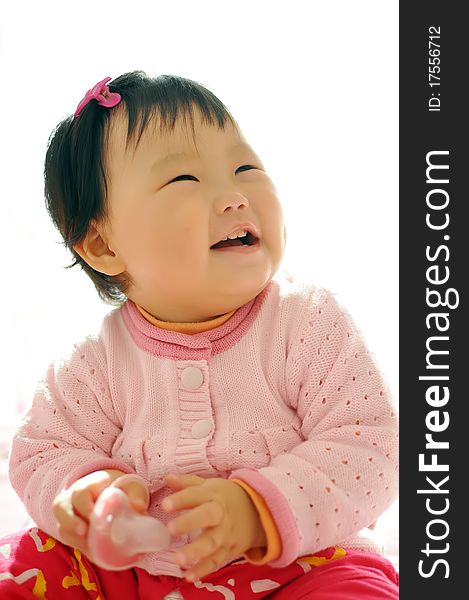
[126,270,274,321]
[210,278,273,310]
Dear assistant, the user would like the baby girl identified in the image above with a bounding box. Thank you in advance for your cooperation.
[1,71,399,599]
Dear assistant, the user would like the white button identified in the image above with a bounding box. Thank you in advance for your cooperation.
[181,367,203,390]
[191,419,213,439]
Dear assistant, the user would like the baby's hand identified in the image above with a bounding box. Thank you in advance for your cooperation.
[52,469,148,555]
[162,473,266,582]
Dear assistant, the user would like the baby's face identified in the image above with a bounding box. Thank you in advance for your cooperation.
[102,107,286,321]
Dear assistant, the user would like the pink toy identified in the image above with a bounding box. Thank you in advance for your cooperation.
[88,476,171,571]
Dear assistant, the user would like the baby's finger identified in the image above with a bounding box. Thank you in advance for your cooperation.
[121,483,149,513]
[71,487,94,521]
[52,492,88,537]
[111,474,150,513]
[183,545,228,583]
[165,473,205,491]
[162,485,210,513]
[168,501,223,536]
[176,528,222,568]
[53,504,88,536]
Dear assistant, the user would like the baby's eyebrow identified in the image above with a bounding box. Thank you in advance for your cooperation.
[150,142,254,172]
[151,151,199,170]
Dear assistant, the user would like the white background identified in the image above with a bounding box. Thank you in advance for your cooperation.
[0,0,398,554]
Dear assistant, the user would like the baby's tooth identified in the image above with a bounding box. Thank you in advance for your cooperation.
[228,229,247,239]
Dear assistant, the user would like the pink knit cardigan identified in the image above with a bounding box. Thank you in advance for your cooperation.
[9,277,398,577]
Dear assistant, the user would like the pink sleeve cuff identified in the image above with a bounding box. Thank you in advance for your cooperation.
[229,468,300,567]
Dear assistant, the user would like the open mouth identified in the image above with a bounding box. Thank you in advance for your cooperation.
[210,231,259,249]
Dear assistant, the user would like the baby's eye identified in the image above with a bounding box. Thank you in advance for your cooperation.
[236,164,258,173]
[169,174,199,183]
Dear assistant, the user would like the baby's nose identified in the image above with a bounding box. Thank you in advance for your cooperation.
[216,191,249,213]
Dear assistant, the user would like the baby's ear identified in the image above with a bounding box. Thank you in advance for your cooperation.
[73,221,126,276]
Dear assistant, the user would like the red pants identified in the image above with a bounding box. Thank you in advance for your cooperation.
[0,527,398,599]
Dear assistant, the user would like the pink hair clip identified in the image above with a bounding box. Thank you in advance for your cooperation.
[74,76,121,118]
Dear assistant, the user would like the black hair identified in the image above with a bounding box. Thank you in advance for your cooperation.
[44,71,237,305]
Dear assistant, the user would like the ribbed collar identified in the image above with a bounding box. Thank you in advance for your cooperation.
[120,282,273,360]
[135,304,236,335]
